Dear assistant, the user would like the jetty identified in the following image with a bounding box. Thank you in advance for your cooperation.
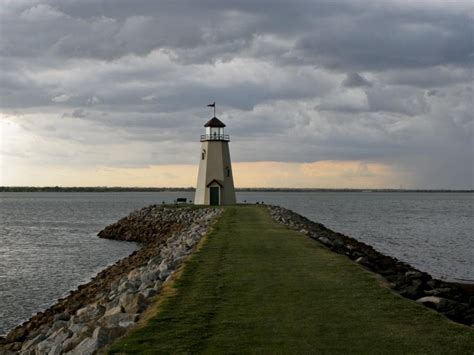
[109,206,473,353]
[2,205,473,354]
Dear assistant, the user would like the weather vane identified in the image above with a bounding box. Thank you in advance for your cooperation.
[207,102,216,117]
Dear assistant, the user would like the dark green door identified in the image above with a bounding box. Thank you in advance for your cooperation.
[210,187,220,205]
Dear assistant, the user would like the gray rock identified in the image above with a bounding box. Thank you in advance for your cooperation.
[127,269,141,280]
[53,313,70,322]
[47,327,72,344]
[62,335,85,353]
[119,293,146,314]
[68,323,86,336]
[68,336,98,355]
[148,255,163,266]
[141,288,158,298]
[318,237,333,247]
[74,304,105,323]
[333,239,344,248]
[184,236,195,248]
[118,280,137,294]
[405,271,423,279]
[416,296,447,309]
[158,260,170,280]
[101,313,139,328]
[424,288,452,296]
[20,333,46,351]
[92,326,126,348]
[48,344,63,355]
[172,246,186,260]
[46,320,68,335]
[104,305,123,317]
[36,340,54,354]
[141,269,160,284]
[355,257,368,265]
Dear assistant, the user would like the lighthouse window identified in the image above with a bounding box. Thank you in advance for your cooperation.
[226,166,230,177]
[202,149,206,160]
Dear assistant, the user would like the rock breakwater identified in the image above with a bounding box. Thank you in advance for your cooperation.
[0,206,222,354]
[269,205,474,327]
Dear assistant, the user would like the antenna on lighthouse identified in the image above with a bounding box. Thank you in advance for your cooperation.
[207,102,216,117]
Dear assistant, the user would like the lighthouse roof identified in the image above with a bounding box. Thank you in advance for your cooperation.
[204,116,226,128]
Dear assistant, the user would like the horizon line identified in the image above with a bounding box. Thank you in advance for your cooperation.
[1,186,472,192]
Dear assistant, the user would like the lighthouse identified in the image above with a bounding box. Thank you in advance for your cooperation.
[194,107,236,205]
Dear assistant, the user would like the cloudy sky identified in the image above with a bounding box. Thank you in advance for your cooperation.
[0,0,472,188]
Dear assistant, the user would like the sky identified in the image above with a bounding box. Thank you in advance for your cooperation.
[0,0,473,189]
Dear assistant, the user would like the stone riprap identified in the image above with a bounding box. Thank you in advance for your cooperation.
[0,206,222,354]
[268,205,474,327]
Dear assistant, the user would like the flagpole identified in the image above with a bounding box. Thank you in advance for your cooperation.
[214,103,216,117]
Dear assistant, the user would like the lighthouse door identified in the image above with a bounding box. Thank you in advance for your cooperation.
[210,187,220,205]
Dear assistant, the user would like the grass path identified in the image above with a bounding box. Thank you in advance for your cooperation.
[109,206,474,354]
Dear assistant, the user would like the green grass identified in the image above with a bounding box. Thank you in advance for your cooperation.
[109,206,474,354]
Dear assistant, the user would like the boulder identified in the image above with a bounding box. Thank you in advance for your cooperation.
[355,257,369,265]
[53,313,70,322]
[416,296,446,309]
[47,327,72,344]
[3,342,22,352]
[5,327,27,343]
[36,340,54,354]
[74,304,105,324]
[424,288,452,297]
[405,271,423,279]
[68,323,86,336]
[92,326,126,348]
[158,261,170,280]
[104,306,123,318]
[118,280,137,294]
[400,279,423,299]
[46,320,68,336]
[172,245,187,260]
[140,269,160,284]
[62,335,86,353]
[184,235,196,248]
[318,237,333,247]
[68,336,98,355]
[127,269,141,280]
[48,343,63,355]
[100,313,139,328]
[141,288,158,298]
[119,293,146,314]
[20,333,46,351]
[469,296,474,308]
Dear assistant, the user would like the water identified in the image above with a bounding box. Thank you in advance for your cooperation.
[0,191,472,335]
[0,192,184,335]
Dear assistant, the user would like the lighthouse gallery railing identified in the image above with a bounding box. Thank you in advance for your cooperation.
[200,134,230,142]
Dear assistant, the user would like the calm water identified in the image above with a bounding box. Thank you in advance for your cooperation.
[0,191,472,335]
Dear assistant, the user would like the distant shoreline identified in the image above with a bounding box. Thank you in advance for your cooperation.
[0,186,472,193]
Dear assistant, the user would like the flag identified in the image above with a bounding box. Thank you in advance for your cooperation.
[207,102,215,107]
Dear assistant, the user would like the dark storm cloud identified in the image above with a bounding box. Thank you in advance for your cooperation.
[1,0,472,188]
[342,73,372,88]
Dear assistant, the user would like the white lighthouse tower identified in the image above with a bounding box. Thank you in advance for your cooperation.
[194,106,236,205]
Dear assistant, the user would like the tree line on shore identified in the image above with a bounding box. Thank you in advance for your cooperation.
[0,186,471,193]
